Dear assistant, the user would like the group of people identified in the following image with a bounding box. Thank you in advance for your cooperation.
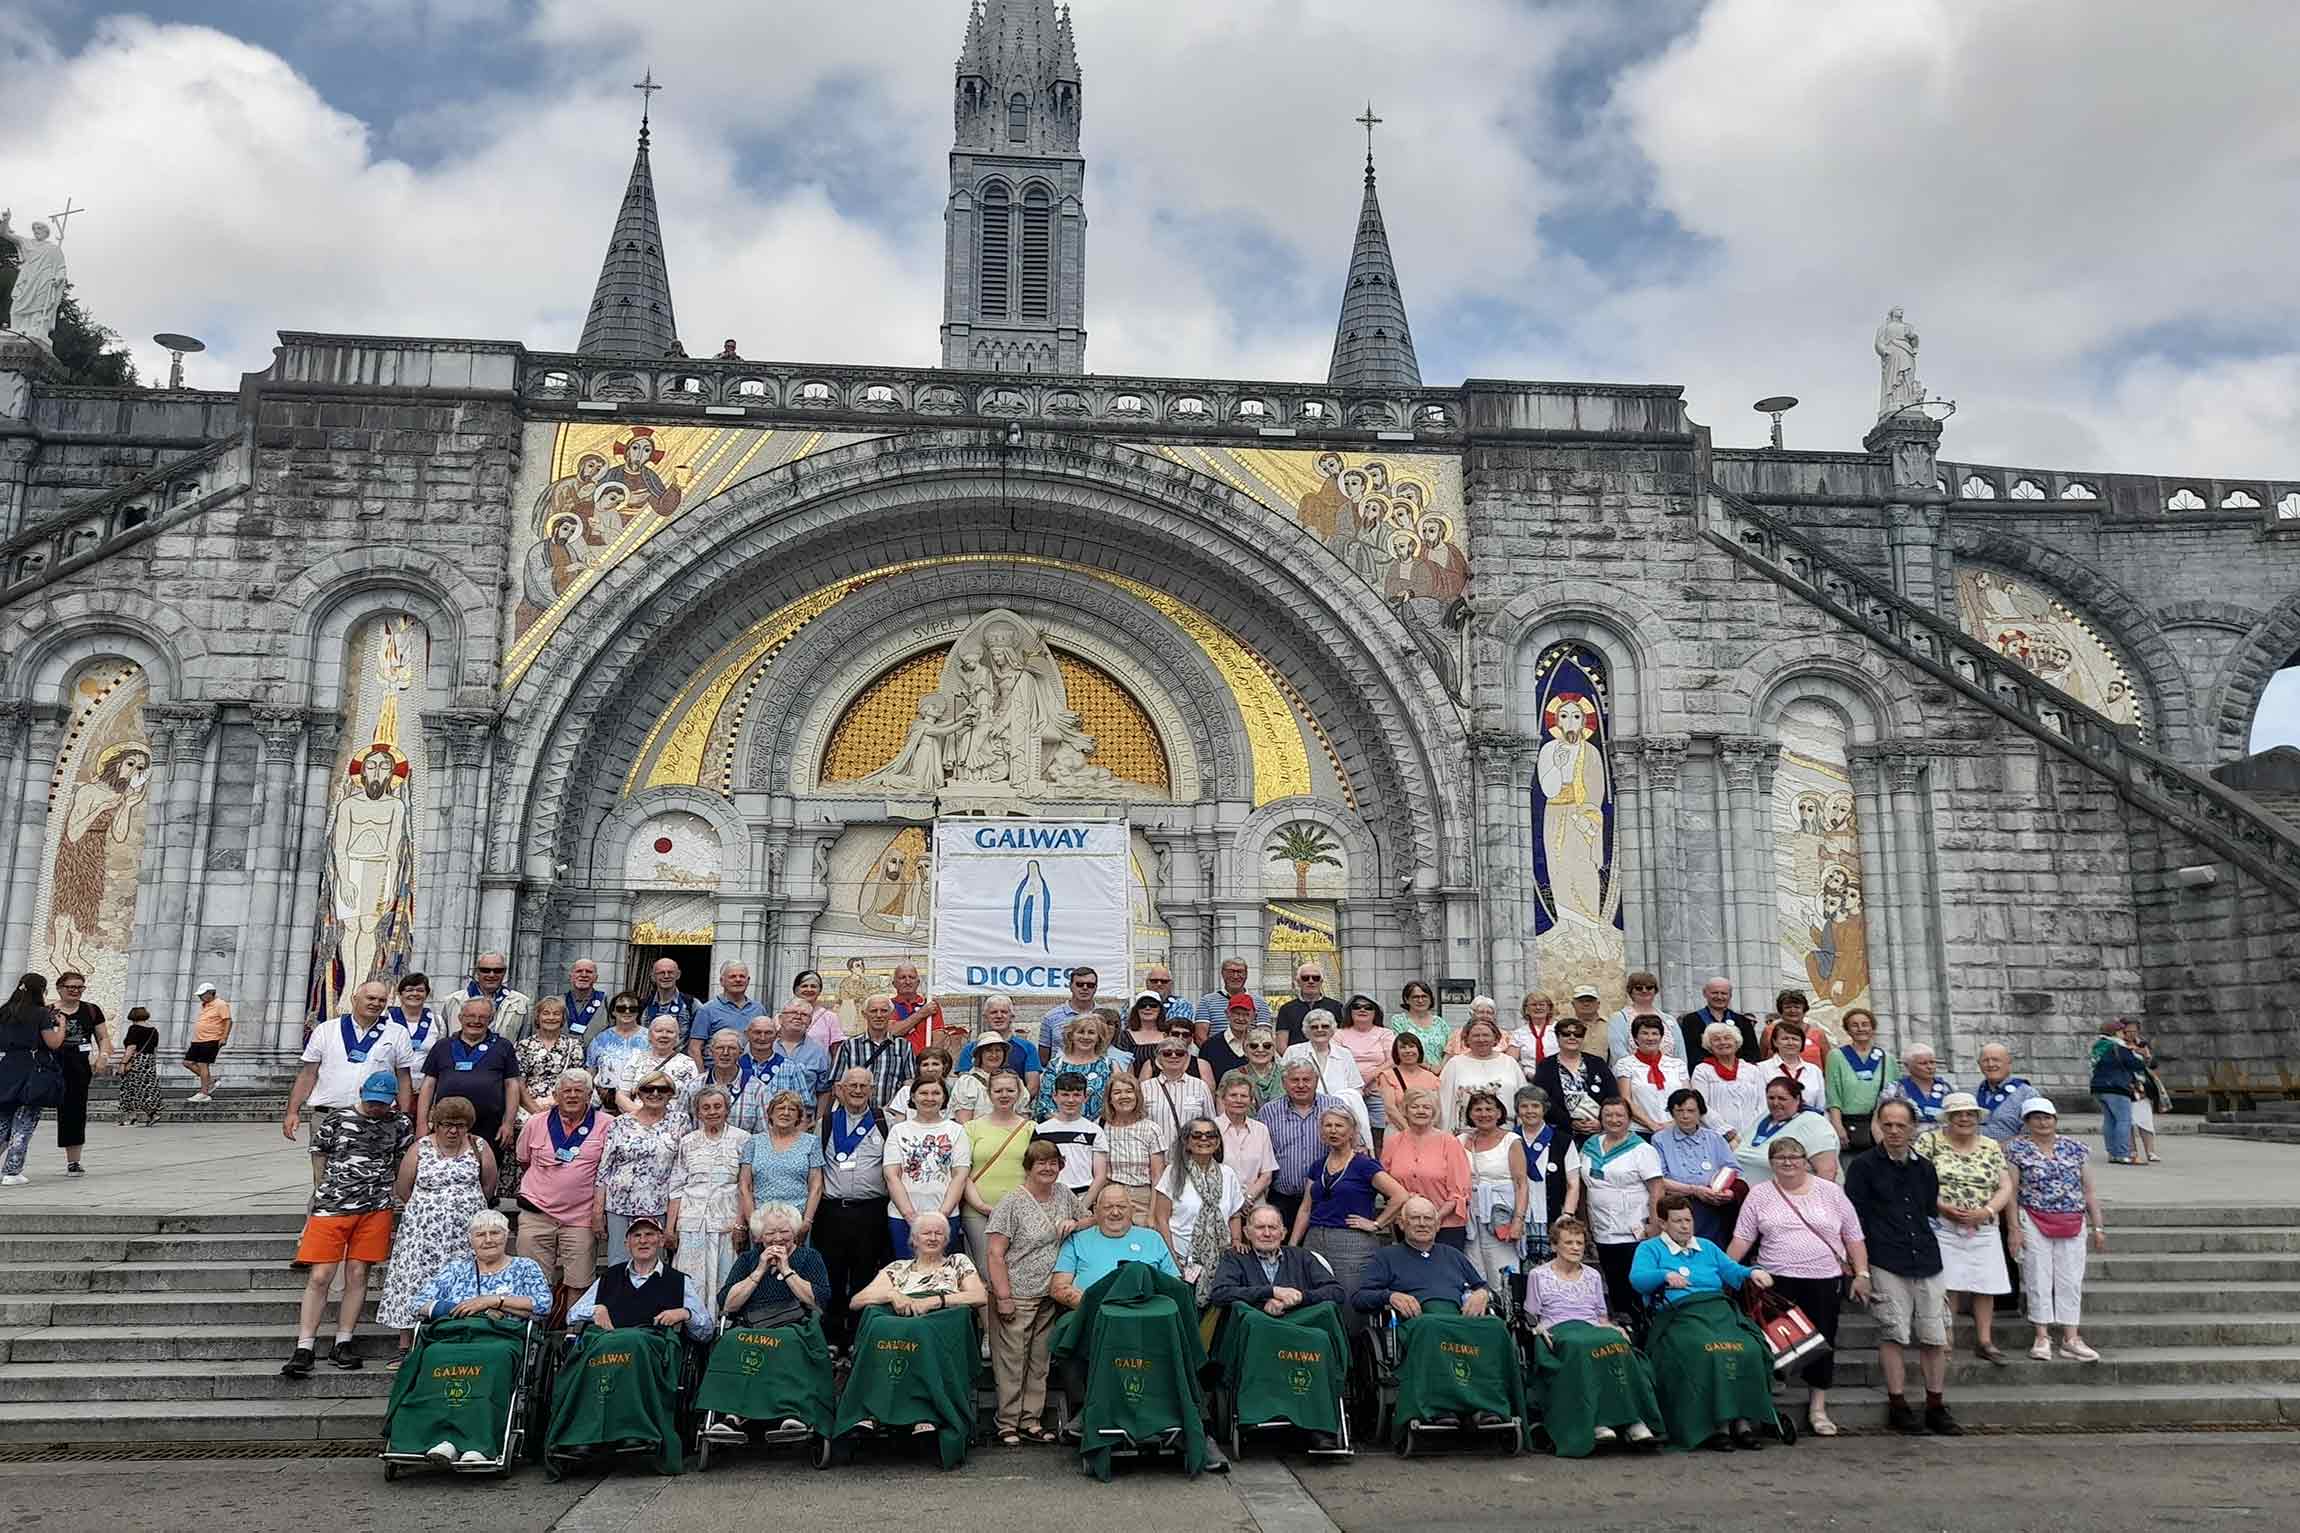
[0,972,232,1182]
[231,955,2138,1450]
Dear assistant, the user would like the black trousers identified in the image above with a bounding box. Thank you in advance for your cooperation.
[1595,1240,1638,1319]
[56,1048,93,1150]
[815,1196,893,1349]
[1768,1273,1844,1390]
[1265,1186,1304,1235]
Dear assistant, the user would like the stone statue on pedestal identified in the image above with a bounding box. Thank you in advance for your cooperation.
[1874,305,1921,418]
[0,212,67,351]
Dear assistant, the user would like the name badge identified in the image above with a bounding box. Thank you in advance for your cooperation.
[837,1154,852,1165]
[555,1147,576,1163]
[1700,1160,1712,1171]
[455,1061,476,1072]
[347,1049,370,1063]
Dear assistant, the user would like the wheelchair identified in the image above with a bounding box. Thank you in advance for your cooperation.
[1048,1264,1221,1480]
[543,1321,703,1477]
[379,1313,555,1479]
[1352,1282,1531,1458]
[831,1305,985,1469]
[1206,1301,1354,1462]
[692,1315,836,1472]
[1633,1288,1797,1450]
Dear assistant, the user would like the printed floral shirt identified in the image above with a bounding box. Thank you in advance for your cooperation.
[2005,1133,2090,1214]
[596,1112,683,1218]
[1916,1130,2009,1213]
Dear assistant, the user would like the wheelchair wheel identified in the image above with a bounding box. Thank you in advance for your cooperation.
[1229,1413,1245,1463]
[1774,1409,1798,1447]
[695,1435,712,1473]
[811,1433,834,1470]
[1498,1421,1523,1457]
[382,1461,401,1482]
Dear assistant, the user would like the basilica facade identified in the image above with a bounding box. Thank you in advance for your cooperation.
[3,0,2298,1095]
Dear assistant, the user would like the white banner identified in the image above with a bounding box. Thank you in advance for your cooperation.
[930,819,1132,998]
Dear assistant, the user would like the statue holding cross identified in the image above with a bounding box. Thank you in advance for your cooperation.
[0,206,70,351]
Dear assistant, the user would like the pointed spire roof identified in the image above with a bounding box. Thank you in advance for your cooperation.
[579,71,679,359]
[1326,104,1420,391]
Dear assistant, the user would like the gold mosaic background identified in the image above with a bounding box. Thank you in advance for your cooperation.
[821,645,1172,789]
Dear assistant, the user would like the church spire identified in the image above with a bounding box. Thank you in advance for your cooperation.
[1326,103,1420,390]
[578,70,680,359]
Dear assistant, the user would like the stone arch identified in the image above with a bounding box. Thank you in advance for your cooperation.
[586,785,754,891]
[499,431,1470,893]
[277,547,497,705]
[2209,592,2300,761]
[1735,643,1923,743]
[1228,796,1385,899]
[1945,528,2189,752]
[1485,582,1679,738]
[4,592,203,705]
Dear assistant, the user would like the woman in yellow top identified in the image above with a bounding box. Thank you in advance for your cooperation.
[960,1070,1037,1258]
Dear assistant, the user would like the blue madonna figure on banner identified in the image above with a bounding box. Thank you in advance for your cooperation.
[1528,644,1625,1000]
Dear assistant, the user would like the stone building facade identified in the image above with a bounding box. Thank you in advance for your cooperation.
[1,1,2297,1096]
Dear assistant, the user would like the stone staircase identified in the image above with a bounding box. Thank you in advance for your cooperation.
[1824,1200,2300,1428]
[0,1209,395,1447]
[87,1063,303,1125]
[2202,1101,2300,1147]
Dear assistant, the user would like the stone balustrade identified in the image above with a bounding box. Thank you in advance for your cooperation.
[1704,483,2300,897]
[0,435,250,604]
[1715,446,2300,528]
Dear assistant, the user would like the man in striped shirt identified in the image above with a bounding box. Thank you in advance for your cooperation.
[823,995,915,1115]
[1255,1061,1342,1235]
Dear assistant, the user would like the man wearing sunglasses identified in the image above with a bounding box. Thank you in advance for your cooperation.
[462,952,533,1042]
[1032,967,1104,1057]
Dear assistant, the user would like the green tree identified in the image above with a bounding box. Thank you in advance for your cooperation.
[1268,822,1342,900]
[50,288,139,388]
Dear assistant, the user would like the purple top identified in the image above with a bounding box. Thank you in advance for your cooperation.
[1526,1260,1610,1328]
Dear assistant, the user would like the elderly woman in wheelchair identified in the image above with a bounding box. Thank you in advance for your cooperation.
[1628,1194,1787,1452]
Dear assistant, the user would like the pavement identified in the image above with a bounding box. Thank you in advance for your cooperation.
[4,1432,2300,1533]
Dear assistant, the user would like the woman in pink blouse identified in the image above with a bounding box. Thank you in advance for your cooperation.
[1379,1089,1472,1246]
[1726,1136,1872,1437]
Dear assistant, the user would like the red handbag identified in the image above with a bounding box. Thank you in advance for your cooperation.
[1743,1284,1828,1374]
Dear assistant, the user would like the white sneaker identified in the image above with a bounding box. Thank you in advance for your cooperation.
[187,1093,211,1104]
[1592,1425,1618,1444]
[0,1175,26,1187]
[1625,1422,1655,1443]
[457,1449,488,1465]
[425,1440,456,1463]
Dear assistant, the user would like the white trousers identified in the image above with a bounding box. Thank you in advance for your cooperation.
[2019,1212,2088,1327]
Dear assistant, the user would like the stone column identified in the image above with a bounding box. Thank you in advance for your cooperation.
[135,703,219,1039]
[244,706,308,1052]
[1469,729,1532,1000]
[280,711,344,1032]
[0,434,37,542]
[1719,737,1767,995]
[0,703,61,980]
[1639,737,1691,1000]
[436,710,496,968]
[1865,412,1951,619]
[1749,739,1785,1001]
[1611,739,1657,974]
[1882,750,1938,1042]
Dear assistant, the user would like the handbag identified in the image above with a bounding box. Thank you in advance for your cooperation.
[2026,1208,2086,1240]
[11,1045,67,1109]
[1742,1283,1828,1374]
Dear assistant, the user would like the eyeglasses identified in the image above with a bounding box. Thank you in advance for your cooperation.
[57,983,84,991]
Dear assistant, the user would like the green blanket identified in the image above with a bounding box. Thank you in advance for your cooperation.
[1526,1320,1663,1457]
[1210,1301,1349,1436]
[384,1315,529,1461]
[1642,1292,1779,1450]
[545,1324,684,1478]
[1055,1263,1210,1481]
[833,1306,979,1469]
[694,1318,835,1435]
[1389,1303,1526,1448]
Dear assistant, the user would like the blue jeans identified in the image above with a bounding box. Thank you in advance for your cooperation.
[2096,1092,2134,1162]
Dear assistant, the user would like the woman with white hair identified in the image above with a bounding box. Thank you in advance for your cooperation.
[617,1016,702,1131]
[414,1208,554,1322]
[718,1203,830,1328]
[1437,1009,1519,1132]
[1280,1007,1371,1140]
[849,1210,989,1314]
[670,1084,751,1296]
[1689,1022,1767,1147]
[1881,1043,1953,1128]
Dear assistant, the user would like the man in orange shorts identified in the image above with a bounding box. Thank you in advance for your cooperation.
[282,1071,410,1378]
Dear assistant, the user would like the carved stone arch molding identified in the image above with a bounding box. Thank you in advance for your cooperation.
[585,784,755,890]
[760,575,1224,801]
[1735,644,1925,743]
[276,547,497,706]
[1945,528,2189,755]
[499,431,1472,891]
[1485,583,1678,738]
[2212,591,2300,762]
[1227,796,1385,898]
[4,592,205,705]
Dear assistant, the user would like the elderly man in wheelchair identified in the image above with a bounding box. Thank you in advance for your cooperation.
[1205,1203,1351,1458]
[547,1212,715,1476]
[1350,1195,1528,1454]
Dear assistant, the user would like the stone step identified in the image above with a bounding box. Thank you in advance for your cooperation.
[1824,1345,2300,1391]
[1835,1310,2300,1351]
[0,1397,387,1445]
[0,1261,352,1295]
[2081,1251,2300,1283]
[1818,1382,2300,1430]
[0,1210,305,1236]
[2074,1203,2300,1229]
[0,1358,395,1403]
[0,1323,405,1365]
[2078,1280,2300,1315]
[2075,1224,2300,1253]
[2199,1124,2300,1145]
[2212,1101,2300,1122]
[0,1231,306,1264]
[26,1291,381,1328]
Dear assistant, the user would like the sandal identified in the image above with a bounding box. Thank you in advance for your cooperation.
[999,1431,1023,1447]
[385,1349,410,1373]
[1018,1425,1057,1444]
[1807,1412,1839,1437]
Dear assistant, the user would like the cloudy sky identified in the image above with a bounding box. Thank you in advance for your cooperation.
[6,0,2299,481]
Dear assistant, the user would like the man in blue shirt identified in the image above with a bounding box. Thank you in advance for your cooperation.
[565,1215,715,1342]
[637,957,697,1046]
[731,1008,831,1131]
[1033,967,1105,1056]
[955,995,1043,1077]
[1352,1197,1493,1318]
[1973,1043,2041,1143]
[688,961,766,1062]
[1196,958,1270,1036]
[1048,1184,1179,1306]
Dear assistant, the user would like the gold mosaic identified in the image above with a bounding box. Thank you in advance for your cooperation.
[821,646,1172,789]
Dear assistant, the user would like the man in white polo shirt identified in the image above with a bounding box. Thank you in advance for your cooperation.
[283,980,415,1199]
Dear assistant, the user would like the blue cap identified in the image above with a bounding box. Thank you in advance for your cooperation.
[359,1071,399,1105]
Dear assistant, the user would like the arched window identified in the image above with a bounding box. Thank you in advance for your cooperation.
[979,182,1011,320]
[1020,186,1053,321]
[1008,92,1027,142]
